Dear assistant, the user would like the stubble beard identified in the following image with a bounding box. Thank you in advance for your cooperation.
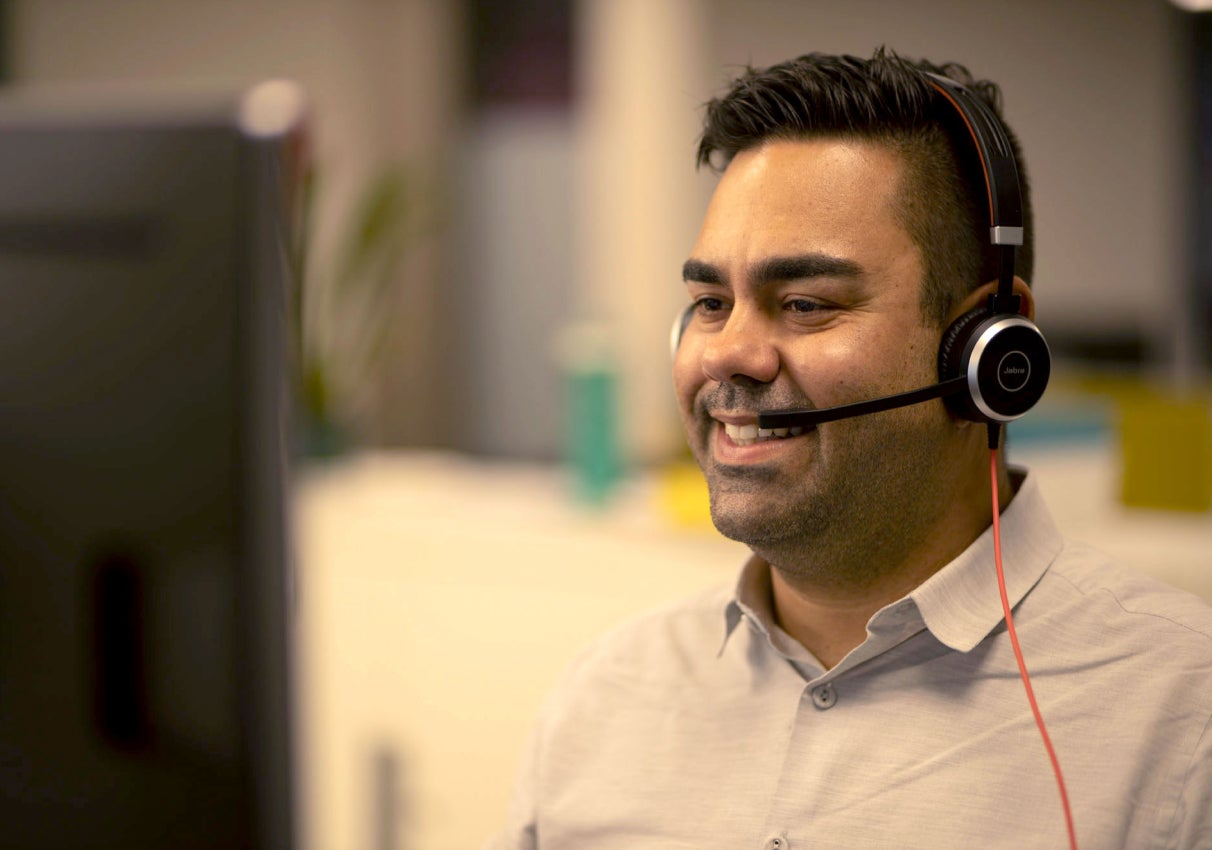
[699,410,952,594]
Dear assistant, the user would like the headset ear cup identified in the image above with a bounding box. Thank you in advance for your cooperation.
[939,308,1052,424]
[938,308,990,422]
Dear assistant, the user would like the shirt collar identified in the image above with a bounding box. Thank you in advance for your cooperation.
[721,467,1063,658]
[909,467,1062,651]
[722,553,823,670]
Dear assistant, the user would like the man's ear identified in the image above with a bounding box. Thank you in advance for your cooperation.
[946,276,1035,324]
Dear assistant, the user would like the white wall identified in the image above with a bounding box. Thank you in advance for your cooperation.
[452,0,715,466]
[573,0,715,464]
[454,108,577,459]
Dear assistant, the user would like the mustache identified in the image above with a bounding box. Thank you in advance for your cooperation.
[696,383,813,415]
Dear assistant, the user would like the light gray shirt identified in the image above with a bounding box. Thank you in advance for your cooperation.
[488,470,1212,849]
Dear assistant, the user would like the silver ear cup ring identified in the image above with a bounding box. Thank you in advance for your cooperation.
[965,316,1051,422]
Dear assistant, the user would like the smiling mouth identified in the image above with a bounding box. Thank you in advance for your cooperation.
[722,422,806,447]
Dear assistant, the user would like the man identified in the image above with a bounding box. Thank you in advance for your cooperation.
[488,49,1212,849]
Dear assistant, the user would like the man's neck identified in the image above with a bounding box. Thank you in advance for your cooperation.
[765,555,943,670]
[761,462,1018,670]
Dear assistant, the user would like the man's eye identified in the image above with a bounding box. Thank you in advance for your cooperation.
[785,298,825,313]
[694,297,727,314]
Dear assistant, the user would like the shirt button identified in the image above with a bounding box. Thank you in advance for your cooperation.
[766,836,790,850]
[811,683,837,709]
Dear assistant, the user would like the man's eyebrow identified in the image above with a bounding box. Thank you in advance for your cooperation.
[752,254,864,285]
[681,254,864,288]
[682,258,725,285]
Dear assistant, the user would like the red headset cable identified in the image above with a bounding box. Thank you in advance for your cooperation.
[990,446,1078,850]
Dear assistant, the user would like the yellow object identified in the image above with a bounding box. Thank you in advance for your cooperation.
[658,461,715,529]
[1118,393,1212,512]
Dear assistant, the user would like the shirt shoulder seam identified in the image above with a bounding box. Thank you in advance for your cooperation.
[1049,562,1212,643]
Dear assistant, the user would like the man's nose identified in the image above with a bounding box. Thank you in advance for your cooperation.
[699,307,779,385]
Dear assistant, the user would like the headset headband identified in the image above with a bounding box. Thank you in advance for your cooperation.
[924,72,1023,304]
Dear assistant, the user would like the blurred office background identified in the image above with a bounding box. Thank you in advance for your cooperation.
[2,0,1210,848]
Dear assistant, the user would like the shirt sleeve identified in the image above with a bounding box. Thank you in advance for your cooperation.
[1173,711,1212,849]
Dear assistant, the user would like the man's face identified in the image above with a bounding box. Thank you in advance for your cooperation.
[675,138,960,564]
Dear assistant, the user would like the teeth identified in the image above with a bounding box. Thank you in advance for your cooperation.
[723,422,806,446]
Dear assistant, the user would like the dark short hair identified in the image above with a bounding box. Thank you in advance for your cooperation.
[697,48,1033,325]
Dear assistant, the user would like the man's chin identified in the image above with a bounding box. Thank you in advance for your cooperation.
[707,490,797,548]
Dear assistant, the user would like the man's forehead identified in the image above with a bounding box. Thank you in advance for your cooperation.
[691,137,910,270]
[709,137,905,211]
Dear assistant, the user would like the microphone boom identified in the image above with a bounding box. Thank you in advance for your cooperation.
[757,376,968,429]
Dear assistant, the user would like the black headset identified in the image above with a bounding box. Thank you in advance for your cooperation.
[672,72,1051,437]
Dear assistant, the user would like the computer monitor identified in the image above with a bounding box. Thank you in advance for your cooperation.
[0,81,301,849]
